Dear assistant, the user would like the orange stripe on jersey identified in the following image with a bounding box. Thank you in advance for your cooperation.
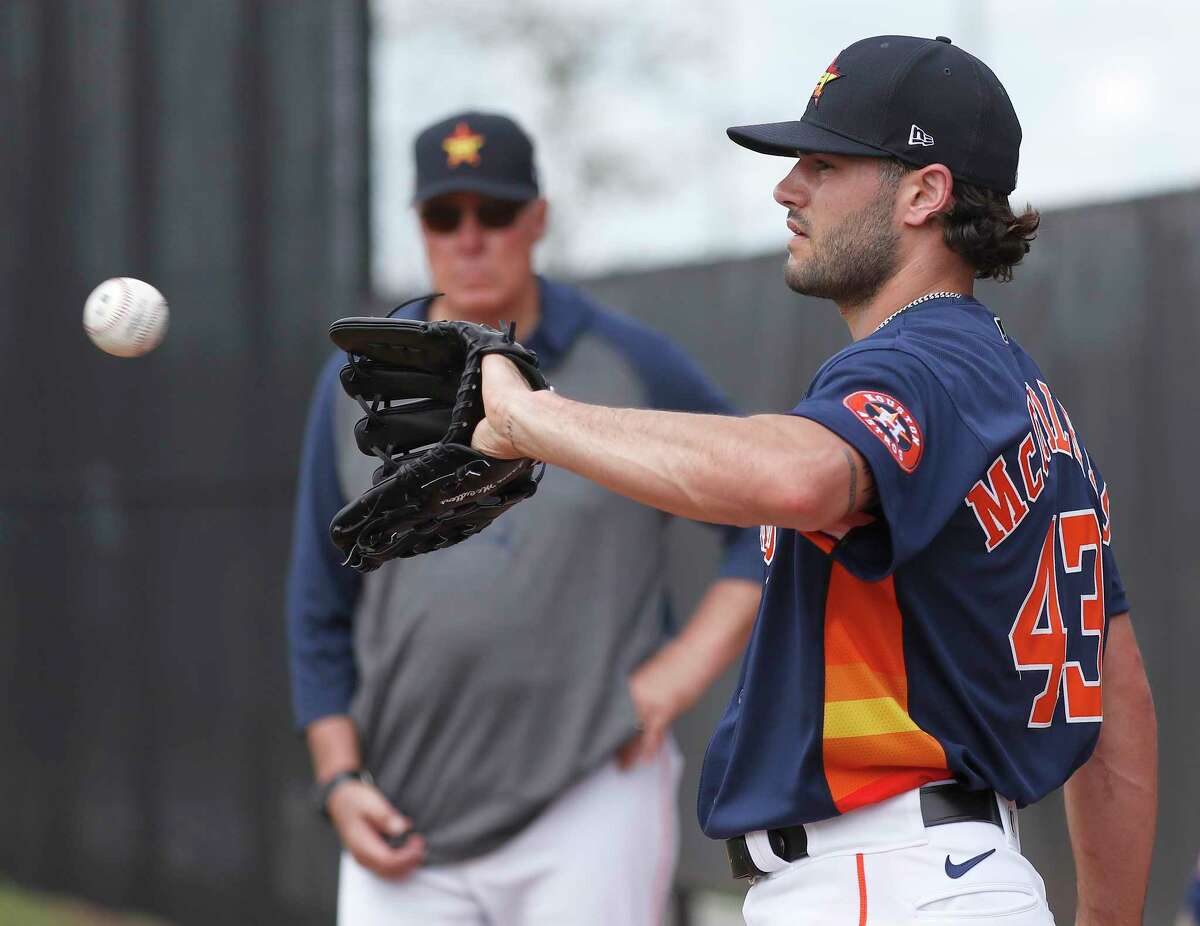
[826,590,907,681]
[822,563,949,813]
[823,663,908,704]
[801,530,837,554]
[824,733,951,811]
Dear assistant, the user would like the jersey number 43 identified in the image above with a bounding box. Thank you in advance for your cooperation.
[1008,510,1105,728]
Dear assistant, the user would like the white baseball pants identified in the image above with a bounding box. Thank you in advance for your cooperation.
[741,786,1055,925]
[338,737,682,926]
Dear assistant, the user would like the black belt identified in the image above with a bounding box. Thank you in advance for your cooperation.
[725,782,1003,880]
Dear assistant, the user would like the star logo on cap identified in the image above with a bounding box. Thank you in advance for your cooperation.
[811,60,842,106]
[443,122,485,168]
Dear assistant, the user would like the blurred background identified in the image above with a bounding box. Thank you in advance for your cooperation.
[2,0,1198,923]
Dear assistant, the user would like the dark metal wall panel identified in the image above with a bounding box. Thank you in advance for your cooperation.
[1,2,367,923]
[581,187,1200,924]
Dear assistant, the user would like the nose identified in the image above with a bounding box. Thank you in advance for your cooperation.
[773,161,809,209]
[453,210,486,254]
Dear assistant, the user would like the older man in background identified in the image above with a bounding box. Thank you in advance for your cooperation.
[286,111,763,925]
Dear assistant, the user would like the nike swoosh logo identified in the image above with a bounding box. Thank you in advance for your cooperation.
[944,848,996,879]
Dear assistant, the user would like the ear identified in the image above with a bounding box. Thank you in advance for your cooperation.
[899,164,954,228]
[525,198,549,242]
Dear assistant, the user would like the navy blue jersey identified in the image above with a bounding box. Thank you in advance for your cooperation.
[698,296,1127,839]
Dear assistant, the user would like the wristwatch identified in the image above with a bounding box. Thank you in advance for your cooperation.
[314,768,375,819]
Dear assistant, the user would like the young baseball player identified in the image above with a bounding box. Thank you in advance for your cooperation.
[472,36,1157,925]
[287,112,764,925]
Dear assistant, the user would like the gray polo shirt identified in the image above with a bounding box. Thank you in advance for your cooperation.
[287,277,760,862]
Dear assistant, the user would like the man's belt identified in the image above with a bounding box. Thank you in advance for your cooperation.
[725,782,1003,880]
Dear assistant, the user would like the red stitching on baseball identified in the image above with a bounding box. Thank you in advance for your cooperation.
[84,278,134,336]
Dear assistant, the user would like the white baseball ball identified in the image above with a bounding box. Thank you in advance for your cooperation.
[83,277,169,358]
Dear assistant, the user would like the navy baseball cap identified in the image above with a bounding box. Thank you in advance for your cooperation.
[727,36,1021,194]
[412,111,540,204]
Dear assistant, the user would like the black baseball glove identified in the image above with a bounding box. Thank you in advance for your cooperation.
[327,312,548,571]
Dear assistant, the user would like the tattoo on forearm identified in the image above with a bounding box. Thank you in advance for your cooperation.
[843,447,858,517]
[842,448,877,517]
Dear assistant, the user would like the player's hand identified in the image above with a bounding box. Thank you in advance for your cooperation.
[617,656,687,769]
[326,778,427,879]
[472,353,534,459]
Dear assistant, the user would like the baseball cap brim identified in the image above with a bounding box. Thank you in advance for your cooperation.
[412,176,538,205]
[727,120,891,159]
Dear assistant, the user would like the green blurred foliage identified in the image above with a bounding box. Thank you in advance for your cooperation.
[0,881,173,926]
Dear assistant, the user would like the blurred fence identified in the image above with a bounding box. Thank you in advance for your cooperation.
[1,1,367,924]
[2,2,1198,925]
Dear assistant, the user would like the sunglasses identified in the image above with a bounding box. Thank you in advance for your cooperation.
[419,199,526,233]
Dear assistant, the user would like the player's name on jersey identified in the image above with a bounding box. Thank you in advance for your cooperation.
[964,379,1112,552]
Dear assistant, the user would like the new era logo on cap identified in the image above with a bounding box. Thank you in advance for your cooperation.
[908,124,935,147]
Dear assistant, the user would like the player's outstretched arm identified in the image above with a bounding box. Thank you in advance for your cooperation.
[1063,614,1156,926]
[474,355,874,531]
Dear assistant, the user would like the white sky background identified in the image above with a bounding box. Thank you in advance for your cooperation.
[370,0,1200,297]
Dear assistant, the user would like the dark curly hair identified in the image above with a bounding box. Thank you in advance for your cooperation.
[878,159,1040,282]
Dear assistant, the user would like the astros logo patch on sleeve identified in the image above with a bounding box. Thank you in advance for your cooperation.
[843,390,924,473]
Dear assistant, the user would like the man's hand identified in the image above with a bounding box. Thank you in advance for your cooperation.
[618,578,762,769]
[326,778,427,879]
[617,653,688,769]
[472,353,534,459]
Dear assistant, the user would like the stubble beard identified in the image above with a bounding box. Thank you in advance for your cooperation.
[783,188,900,308]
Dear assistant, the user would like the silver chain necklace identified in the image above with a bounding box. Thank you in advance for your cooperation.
[873,291,964,333]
